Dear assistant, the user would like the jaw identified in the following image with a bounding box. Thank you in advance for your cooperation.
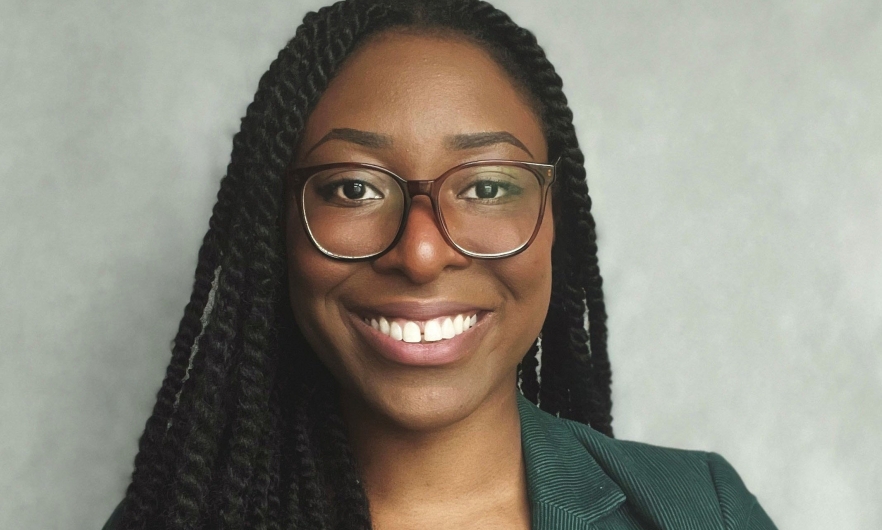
[337,354,522,435]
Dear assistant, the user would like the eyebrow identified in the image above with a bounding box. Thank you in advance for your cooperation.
[303,128,393,158]
[445,131,534,159]
[303,128,534,159]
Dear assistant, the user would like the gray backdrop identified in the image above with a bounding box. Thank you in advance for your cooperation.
[1,1,879,528]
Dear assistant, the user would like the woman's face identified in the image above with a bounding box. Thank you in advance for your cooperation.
[286,31,553,431]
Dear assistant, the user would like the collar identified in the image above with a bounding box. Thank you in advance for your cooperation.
[517,393,626,529]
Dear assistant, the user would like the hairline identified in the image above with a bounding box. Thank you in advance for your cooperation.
[344,25,549,139]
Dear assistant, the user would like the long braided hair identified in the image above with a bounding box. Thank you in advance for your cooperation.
[115,1,611,528]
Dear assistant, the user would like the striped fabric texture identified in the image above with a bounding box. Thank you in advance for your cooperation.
[517,392,777,529]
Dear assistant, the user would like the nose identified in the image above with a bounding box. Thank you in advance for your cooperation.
[371,196,470,284]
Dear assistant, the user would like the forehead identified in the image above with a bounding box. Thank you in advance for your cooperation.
[297,31,546,165]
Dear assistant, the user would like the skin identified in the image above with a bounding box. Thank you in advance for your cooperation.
[285,31,553,530]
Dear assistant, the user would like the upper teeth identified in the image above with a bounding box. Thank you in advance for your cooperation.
[365,314,478,343]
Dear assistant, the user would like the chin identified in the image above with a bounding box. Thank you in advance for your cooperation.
[357,379,493,433]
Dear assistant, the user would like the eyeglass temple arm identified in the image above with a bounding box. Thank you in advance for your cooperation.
[548,156,562,185]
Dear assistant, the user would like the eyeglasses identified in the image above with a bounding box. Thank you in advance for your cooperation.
[287,158,557,261]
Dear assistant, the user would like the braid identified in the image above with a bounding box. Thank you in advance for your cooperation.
[118,135,240,529]
[167,269,242,528]
[318,390,373,530]
[536,246,574,416]
[117,239,216,528]
[518,338,540,404]
[118,1,613,529]
[289,382,332,529]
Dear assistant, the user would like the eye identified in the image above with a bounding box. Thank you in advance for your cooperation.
[318,178,385,203]
[458,179,522,201]
[473,181,499,199]
[338,180,382,200]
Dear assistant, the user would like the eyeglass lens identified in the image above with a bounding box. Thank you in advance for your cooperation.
[302,164,544,258]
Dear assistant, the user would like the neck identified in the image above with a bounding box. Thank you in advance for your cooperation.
[341,384,528,524]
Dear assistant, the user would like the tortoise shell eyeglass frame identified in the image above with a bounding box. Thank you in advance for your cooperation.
[285,158,560,261]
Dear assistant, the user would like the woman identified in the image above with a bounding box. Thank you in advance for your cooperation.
[105,0,776,528]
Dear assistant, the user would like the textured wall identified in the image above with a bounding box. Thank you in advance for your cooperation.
[1,1,879,528]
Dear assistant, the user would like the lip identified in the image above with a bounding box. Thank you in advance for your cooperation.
[344,302,492,367]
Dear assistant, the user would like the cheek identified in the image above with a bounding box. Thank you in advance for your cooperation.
[286,211,324,303]
[285,211,350,352]
[491,206,555,344]
[514,202,554,297]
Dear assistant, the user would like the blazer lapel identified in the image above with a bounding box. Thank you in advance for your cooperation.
[517,393,627,529]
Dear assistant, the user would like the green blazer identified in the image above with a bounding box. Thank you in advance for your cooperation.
[104,393,776,529]
[517,392,776,529]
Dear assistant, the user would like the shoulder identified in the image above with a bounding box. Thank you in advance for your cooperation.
[560,417,777,530]
[517,394,776,529]
[563,416,739,495]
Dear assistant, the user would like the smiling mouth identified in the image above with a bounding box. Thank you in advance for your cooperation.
[360,313,480,344]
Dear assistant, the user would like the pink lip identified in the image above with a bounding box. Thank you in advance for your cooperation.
[345,307,492,367]
[349,300,487,321]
